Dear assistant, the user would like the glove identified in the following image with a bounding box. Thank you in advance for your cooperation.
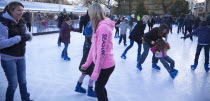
[151,41,155,44]
[79,29,82,33]
[181,37,186,39]
[21,34,31,42]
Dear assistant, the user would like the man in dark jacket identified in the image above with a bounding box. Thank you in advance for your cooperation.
[183,15,194,41]
[57,8,68,46]
[22,10,31,32]
[207,13,210,27]
[181,21,210,72]
[177,15,185,33]
[148,16,155,31]
[79,11,90,54]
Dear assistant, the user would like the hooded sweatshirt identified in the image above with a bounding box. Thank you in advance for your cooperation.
[82,18,115,81]
[116,21,131,35]
[185,26,210,45]
[0,12,32,60]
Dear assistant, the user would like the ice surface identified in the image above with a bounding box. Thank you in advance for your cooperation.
[0,25,209,101]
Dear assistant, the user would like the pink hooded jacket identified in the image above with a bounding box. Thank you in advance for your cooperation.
[82,18,115,81]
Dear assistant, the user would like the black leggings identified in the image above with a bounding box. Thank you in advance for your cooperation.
[95,66,115,101]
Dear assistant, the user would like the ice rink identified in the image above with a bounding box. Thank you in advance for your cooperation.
[0,25,209,101]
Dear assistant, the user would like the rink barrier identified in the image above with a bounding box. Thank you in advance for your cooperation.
[31,20,80,35]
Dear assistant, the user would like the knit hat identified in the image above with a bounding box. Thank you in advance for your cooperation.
[63,8,67,13]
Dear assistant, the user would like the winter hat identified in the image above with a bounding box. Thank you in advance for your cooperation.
[124,18,128,22]
[63,8,67,13]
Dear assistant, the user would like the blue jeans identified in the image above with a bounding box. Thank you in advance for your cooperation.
[158,56,175,72]
[1,58,31,101]
[138,43,158,64]
[123,40,142,56]
[138,43,150,64]
[62,43,69,56]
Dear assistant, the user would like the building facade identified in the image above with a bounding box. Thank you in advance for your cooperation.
[117,0,174,15]
[204,0,210,17]
[193,2,205,19]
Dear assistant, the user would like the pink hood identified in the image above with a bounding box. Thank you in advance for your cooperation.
[82,18,115,81]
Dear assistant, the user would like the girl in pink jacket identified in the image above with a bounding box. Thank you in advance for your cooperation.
[150,39,178,79]
[81,3,115,101]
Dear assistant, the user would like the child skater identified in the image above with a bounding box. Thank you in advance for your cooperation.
[181,21,210,73]
[121,20,146,61]
[60,17,80,60]
[150,39,178,79]
[116,18,131,46]
[74,21,97,97]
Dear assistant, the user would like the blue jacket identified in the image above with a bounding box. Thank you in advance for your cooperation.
[185,26,210,44]
[207,14,210,25]
[183,17,194,27]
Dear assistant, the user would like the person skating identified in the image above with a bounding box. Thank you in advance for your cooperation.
[150,39,178,79]
[81,3,115,101]
[183,15,194,41]
[60,17,80,61]
[121,20,146,61]
[181,21,210,73]
[57,9,68,46]
[114,17,121,38]
[136,24,169,71]
[116,18,131,47]
[75,20,97,97]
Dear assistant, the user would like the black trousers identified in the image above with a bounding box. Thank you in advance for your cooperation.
[26,23,31,32]
[184,26,193,40]
[95,66,115,101]
[115,27,119,37]
[119,34,126,44]
[194,44,209,65]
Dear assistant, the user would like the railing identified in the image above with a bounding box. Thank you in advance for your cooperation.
[31,20,80,35]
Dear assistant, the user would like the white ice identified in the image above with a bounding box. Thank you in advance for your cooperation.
[0,25,209,101]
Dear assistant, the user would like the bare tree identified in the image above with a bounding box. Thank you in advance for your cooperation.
[152,0,175,14]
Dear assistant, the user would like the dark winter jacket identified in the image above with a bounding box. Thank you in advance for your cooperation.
[57,13,68,28]
[129,17,134,27]
[207,14,210,26]
[60,22,80,43]
[22,12,31,23]
[79,11,90,34]
[185,26,210,44]
[177,16,184,26]
[183,17,194,28]
[129,20,146,43]
[193,18,201,29]
[148,18,155,27]
[143,27,162,47]
[115,19,121,27]
[160,17,172,28]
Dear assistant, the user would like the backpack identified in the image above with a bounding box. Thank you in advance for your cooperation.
[84,21,93,37]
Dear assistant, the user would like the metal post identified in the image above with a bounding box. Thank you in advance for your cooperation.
[59,0,61,13]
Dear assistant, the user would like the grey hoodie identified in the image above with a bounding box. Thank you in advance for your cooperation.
[116,22,131,35]
[0,12,33,60]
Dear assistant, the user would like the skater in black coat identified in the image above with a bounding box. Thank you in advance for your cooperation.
[148,16,155,31]
[79,11,91,54]
[136,24,169,71]
[121,20,146,61]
